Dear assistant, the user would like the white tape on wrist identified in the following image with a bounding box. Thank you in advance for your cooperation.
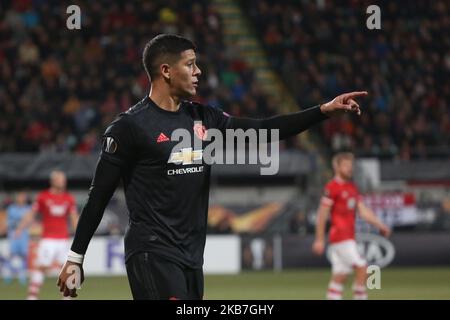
[67,250,84,264]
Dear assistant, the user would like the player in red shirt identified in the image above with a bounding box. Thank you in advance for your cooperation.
[16,170,79,299]
[312,152,391,300]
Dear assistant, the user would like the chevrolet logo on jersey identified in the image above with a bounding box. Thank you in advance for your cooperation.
[168,148,203,165]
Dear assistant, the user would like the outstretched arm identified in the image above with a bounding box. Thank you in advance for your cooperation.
[57,157,122,297]
[228,91,367,140]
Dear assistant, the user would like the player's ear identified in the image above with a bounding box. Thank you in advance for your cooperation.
[160,63,170,81]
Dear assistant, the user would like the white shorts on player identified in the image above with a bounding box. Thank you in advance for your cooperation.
[36,238,69,268]
[328,239,366,274]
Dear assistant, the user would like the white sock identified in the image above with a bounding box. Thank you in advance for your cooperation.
[27,270,44,299]
[353,283,368,300]
[327,281,343,300]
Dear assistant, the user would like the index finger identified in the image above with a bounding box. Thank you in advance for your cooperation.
[59,280,66,293]
[63,285,74,297]
[70,289,78,298]
[343,91,368,100]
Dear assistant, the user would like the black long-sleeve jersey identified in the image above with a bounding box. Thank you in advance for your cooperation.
[71,96,327,268]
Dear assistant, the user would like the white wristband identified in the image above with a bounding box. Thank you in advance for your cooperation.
[67,250,84,264]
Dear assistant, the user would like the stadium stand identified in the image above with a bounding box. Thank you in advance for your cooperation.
[0,0,276,153]
[242,0,449,159]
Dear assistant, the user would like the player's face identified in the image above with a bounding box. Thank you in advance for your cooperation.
[170,49,201,98]
[51,172,67,190]
[338,159,353,180]
[15,192,27,205]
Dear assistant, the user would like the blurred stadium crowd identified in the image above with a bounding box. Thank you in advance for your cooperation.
[0,0,275,153]
[0,0,448,158]
[243,0,449,159]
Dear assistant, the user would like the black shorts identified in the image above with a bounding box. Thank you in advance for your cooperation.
[125,251,204,300]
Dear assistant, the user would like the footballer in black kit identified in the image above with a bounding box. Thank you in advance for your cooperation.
[57,34,366,300]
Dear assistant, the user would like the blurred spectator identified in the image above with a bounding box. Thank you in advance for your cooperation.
[243,0,449,159]
[0,1,271,153]
[1,1,448,158]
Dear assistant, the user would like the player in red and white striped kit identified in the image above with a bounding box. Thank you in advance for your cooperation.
[312,152,391,300]
[16,170,79,299]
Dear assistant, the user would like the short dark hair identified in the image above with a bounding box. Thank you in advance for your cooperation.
[142,34,196,80]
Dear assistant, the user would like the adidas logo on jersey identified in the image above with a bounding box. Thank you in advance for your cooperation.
[157,133,170,143]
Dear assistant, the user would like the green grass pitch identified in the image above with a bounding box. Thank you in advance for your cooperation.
[0,267,449,300]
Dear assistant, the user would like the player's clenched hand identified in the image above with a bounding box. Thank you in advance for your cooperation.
[57,261,84,298]
[320,91,368,117]
[312,239,325,256]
